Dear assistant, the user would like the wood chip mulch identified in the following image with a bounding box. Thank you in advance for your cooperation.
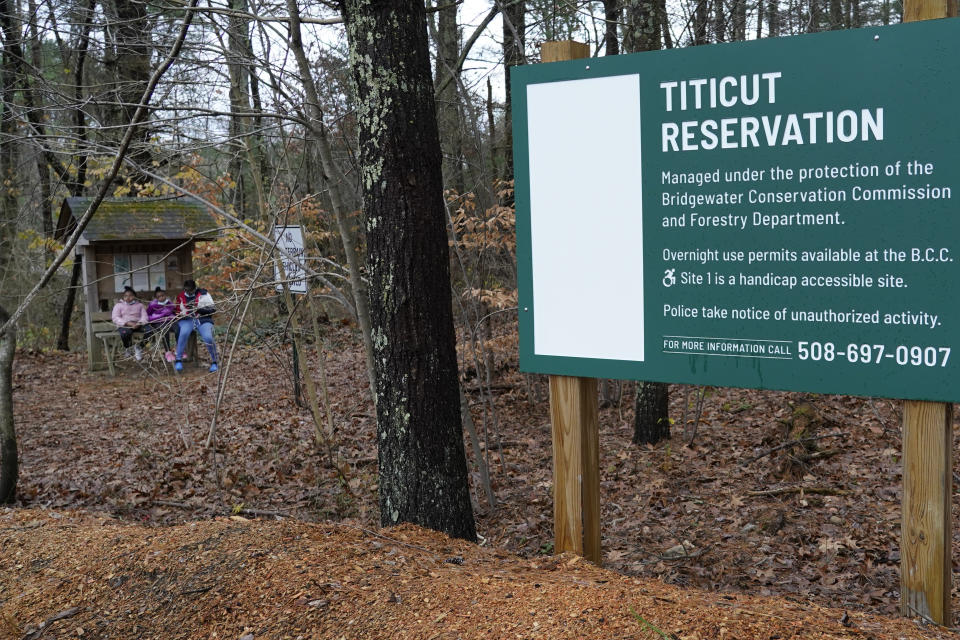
[1,508,954,640]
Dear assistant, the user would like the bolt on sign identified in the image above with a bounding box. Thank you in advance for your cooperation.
[513,19,960,402]
[273,225,307,294]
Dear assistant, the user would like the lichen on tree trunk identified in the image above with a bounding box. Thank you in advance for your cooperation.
[341,0,476,542]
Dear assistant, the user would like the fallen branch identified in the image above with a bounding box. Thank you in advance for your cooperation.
[714,601,788,621]
[463,383,514,393]
[479,440,519,451]
[334,522,437,556]
[743,432,848,463]
[905,603,939,628]
[0,521,42,532]
[661,549,711,563]
[747,487,850,497]
[152,500,288,518]
[22,607,80,640]
[793,449,842,463]
[154,500,199,510]
[237,508,289,518]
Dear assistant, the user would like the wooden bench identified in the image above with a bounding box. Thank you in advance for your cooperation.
[91,311,196,375]
[90,311,123,376]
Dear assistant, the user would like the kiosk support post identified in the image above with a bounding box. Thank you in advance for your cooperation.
[901,400,952,623]
[900,1,956,626]
[540,40,602,565]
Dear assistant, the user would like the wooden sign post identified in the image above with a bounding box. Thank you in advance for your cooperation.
[899,2,956,627]
[901,401,952,623]
[540,40,602,565]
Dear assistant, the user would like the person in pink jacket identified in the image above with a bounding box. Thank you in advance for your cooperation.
[112,286,148,361]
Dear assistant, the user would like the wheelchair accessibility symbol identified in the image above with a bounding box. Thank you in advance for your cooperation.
[663,269,676,287]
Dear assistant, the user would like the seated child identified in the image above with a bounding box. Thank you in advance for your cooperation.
[144,286,177,362]
[111,286,148,361]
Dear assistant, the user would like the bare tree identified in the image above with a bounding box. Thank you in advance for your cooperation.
[622,0,671,445]
[56,0,96,351]
[0,0,23,502]
[431,0,464,192]
[501,0,525,180]
[603,0,620,54]
[285,0,377,403]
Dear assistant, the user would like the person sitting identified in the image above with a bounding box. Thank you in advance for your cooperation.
[174,279,219,373]
[144,286,177,362]
[111,286,148,361]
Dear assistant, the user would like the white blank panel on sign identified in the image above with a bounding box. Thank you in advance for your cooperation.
[526,74,644,361]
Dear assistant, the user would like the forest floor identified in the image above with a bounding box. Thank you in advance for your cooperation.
[4,320,960,638]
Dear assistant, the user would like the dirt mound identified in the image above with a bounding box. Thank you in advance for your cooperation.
[0,508,951,639]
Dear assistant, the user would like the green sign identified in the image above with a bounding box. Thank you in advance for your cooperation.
[513,19,960,402]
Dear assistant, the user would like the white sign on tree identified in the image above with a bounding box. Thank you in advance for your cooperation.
[274,226,307,294]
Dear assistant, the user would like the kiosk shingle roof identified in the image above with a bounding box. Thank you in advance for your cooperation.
[56,197,218,242]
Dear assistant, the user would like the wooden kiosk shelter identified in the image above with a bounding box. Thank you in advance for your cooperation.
[54,197,218,372]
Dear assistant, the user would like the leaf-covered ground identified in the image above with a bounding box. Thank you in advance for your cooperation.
[7,321,960,635]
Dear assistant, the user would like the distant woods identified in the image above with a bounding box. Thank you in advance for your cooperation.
[0,0,903,338]
[0,0,904,513]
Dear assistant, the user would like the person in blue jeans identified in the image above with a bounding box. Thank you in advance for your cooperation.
[174,279,218,373]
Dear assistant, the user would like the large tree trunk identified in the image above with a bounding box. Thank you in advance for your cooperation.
[633,381,669,445]
[623,0,662,53]
[0,304,15,503]
[341,0,476,542]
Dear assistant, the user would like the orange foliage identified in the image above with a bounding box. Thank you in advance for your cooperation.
[460,287,518,311]
[194,179,340,295]
[448,180,517,311]
[449,181,516,257]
